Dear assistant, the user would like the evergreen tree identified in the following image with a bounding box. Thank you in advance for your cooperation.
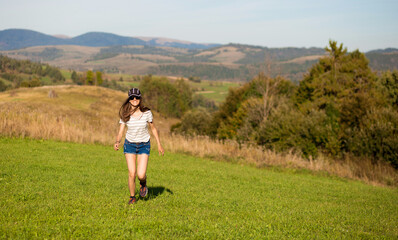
[96,71,103,85]
[71,71,78,84]
[0,80,8,92]
[86,70,94,85]
[175,78,192,113]
[294,41,377,113]
[379,70,398,108]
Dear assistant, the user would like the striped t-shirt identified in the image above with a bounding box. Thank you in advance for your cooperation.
[119,110,153,143]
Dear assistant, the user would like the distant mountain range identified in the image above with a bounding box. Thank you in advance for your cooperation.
[0,29,220,50]
[1,29,397,82]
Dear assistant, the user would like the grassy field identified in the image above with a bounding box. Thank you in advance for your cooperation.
[1,137,397,239]
[60,70,72,80]
[118,80,140,89]
[190,80,240,103]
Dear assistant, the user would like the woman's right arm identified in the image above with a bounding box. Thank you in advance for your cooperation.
[114,123,125,151]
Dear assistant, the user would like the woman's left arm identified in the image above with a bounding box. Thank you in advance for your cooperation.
[149,122,164,156]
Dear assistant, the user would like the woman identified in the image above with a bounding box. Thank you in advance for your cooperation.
[114,88,164,204]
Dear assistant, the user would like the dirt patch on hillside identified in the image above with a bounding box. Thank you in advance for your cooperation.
[281,55,326,64]
[210,47,245,63]
[133,54,177,62]
[195,51,216,57]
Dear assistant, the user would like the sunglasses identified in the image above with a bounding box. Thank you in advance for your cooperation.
[129,96,141,100]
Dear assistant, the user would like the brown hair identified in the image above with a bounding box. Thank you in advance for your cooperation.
[119,97,150,122]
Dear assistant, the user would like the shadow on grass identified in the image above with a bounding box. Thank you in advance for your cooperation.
[142,186,173,201]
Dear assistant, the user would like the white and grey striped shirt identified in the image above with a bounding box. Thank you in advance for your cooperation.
[119,110,153,143]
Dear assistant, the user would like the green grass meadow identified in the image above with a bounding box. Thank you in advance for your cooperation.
[118,80,140,89]
[1,137,397,239]
[60,70,72,80]
[190,81,240,103]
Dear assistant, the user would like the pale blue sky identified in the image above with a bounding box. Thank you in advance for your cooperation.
[0,0,397,51]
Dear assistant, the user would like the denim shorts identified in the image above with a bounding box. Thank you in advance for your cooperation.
[124,139,151,155]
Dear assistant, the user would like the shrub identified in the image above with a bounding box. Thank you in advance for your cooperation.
[30,78,41,87]
[171,109,211,136]
[345,107,398,168]
[139,75,192,118]
[378,70,398,108]
[256,106,340,158]
[0,80,8,92]
[19,80,30,88]
[192,94,217,111]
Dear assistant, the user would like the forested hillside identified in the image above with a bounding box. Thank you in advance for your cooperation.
[0,55,65,91]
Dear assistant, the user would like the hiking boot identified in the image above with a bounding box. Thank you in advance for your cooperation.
[140,184,148,198]
[128,196,137,204]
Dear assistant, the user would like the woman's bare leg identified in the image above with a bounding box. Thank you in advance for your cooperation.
[136,154,149,181]
[125,153,137,196]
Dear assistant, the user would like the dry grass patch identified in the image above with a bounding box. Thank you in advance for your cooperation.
[164,134,398,187]
[281,55,326,64]
[87,54,157,74]
[195,50,217,57]
[0,86,123,144]
[133,54,177,62]
[0,85,178,145]
[210,47,246,63]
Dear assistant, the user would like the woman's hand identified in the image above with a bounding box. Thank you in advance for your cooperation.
[149,122,164,156]
[158,144,164,156]
[114,142,120,151]
[114,124,125,151]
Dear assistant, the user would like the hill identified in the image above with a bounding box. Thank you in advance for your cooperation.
[2,40,397,82]
[0,29,220,51]
[0,85,178,145]
[367,48,398,54]
[0,29,67,50]
[1,43,328,82]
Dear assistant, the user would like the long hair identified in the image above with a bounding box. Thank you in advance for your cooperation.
[119,97,150,122]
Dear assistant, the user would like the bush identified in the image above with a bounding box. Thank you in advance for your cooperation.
[378,70,398,108]
[345,107,398,167]
[256,106,340,158]
[188,76,201,83]
[0,80,8,92]
[30,78,41,87]
[171,109,211,136]
[192,94,217,111]
[19,80,30,88]
[225,98,264,142]
[18,78,42,88]
[139,76,192,118]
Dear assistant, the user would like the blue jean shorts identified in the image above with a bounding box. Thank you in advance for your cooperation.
[124,139,151,155]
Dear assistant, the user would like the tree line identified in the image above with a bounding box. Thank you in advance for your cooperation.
[0,54,129,92]
[0,55,65,91]
[148,64,251,81]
